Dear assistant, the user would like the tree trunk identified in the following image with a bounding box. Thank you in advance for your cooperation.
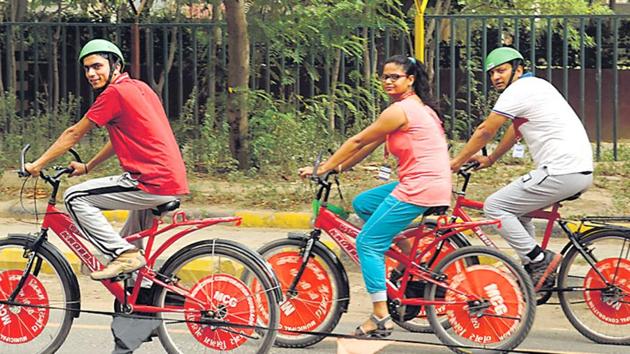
[52,0,63,109]
[224,0,251,170]
[128,0,150,79]
[327,49,341,133]
[362,26,370,86]
[6,0,28,96]
[130,22,141,78]
[149,0,181,98]
[208,0,222,127]
[424,0,451,86]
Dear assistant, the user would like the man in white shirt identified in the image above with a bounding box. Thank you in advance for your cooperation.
[450,47,593,291]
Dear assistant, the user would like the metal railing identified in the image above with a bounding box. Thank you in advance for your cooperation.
[0,15,627,160]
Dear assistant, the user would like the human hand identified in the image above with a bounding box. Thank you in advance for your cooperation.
[468,154,493,170]
[24,162,41,177]
[450,158,464,173]
[69,161,88,177]
[298,166,314,179]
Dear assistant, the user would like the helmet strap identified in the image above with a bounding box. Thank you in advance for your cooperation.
[505,59,521,90]
[94,56,117,94]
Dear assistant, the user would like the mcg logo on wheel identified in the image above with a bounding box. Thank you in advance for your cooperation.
[583,258,630,325]
[0,270,50,344]
[184,274,256,350]
[444,265,524,344]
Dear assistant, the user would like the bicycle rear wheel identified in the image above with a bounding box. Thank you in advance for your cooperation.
[557,228,630,344]
[425,246,536,353]
[0,237,76,354]
[153,240,279,354]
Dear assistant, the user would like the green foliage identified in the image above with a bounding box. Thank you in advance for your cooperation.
[173,91,238,174]
[248,90,335,174]
[457,0,613,51]
[0,92,115,172]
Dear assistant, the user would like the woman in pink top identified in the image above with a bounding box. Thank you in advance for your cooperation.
[299,55,451,338]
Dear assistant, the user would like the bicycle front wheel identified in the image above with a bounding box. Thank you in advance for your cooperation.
[258,238,347,348]
[557,228,630,344]
[153,240,279,354]
[425,246,536,354]
[0,237,76,354]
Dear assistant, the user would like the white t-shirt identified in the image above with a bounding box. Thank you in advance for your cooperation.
[492,75,593,175]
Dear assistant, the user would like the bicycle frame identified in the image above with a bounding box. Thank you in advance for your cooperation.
[450,168,619,290]
[313,202,501,308]
[38,201,241,313]
[452,189,564,251]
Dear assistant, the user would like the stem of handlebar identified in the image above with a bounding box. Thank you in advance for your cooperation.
[457,161,479,194]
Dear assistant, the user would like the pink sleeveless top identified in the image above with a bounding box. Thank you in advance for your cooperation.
[387,97,452,207]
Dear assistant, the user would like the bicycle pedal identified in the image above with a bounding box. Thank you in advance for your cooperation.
[110,273,133,282]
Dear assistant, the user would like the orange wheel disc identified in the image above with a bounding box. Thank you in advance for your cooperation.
[184,274,256,350]
[444,265,525,344]
[0,270,50,344]
[584,258,630,325]
[264,251,333,335]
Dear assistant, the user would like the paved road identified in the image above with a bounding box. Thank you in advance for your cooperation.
[0,217,627,354]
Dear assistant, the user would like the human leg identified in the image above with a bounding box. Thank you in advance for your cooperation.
[64,173,177,279]
[355,194,427,336]
[352,182,398,222]
[484,169,592,288]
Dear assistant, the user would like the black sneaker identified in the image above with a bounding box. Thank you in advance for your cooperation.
[524,250,562,291]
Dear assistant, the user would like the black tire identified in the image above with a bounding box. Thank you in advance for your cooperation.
[390,222,471,333]
[0,236,76,354]
[153,240,279,354]
[258,238,347,348]
[425,246,536,353]
[557,228,630,345]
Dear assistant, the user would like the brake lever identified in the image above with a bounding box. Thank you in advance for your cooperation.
[68,148,83,163]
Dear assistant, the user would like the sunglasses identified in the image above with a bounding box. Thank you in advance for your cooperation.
[380,73,407,82]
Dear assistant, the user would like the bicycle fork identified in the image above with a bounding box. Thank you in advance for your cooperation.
[285,229,321,297]
[7,230,48,302]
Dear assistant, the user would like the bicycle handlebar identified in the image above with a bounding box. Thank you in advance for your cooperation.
[17,144,83,181]
[310,150,337,185]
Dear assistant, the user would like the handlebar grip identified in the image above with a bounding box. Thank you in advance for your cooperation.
[18,144,31,177]
[460,161,480,172]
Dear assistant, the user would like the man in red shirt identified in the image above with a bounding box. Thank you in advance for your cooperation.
[25,39,189,280]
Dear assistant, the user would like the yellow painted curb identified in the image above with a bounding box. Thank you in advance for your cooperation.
[235,211,311,229]
[321,239,342,258]
[102,210,130,223]
[0,249,248,284]
[0,249,82,276]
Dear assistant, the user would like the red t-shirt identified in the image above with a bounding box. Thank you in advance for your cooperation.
[85,73,189,195]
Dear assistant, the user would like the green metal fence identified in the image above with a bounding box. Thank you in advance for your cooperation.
[1,15,628,160]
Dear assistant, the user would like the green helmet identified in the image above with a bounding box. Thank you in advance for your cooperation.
[78,39,125,68]
[484,47,524,72]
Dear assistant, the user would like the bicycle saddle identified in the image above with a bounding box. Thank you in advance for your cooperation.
[560,192,582,202]
[151,199,181,216]
[423,206,449,216]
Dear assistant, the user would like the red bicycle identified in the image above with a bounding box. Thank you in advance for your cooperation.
[438,162,630,344]
[0,145,281,354]
[258,157,536,353]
